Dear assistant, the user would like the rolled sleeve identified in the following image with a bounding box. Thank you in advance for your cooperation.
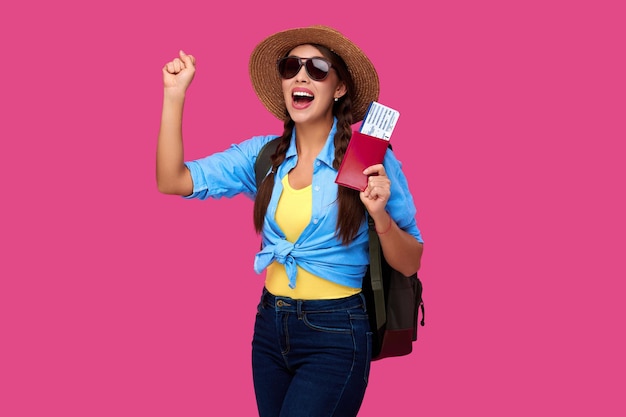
[183,135,278,200]
[384,149,424,243]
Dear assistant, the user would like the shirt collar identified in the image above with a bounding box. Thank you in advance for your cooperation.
[285,118,338,169]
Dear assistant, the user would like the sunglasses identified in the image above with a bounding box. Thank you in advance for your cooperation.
[277,56,333,81]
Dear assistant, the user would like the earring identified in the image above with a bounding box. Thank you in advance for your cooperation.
[334,97,339,102]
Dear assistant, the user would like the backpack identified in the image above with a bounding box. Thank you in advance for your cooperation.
[254,138,425,360]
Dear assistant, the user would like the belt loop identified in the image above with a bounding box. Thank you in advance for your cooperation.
[297,299,303,319]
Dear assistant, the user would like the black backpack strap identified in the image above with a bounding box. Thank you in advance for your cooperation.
[367,216,387,330]
[254,138,281,190]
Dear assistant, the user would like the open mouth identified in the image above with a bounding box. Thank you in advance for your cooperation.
[292,91,314,104]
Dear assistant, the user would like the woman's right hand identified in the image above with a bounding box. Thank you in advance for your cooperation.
[162,50,196,93]
[157,50,195,196]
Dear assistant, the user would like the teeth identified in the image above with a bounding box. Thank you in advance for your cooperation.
[293,91,313,98]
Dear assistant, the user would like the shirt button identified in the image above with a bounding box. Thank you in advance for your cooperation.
[316,161,321,166]
[314,186,320,191]
[313,218,319,224]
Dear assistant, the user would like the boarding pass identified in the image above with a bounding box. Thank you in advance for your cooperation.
[359,102,400,140]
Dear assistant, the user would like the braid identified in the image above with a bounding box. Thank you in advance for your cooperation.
[332,96,354,169]
[334,95,366,245]
[253,119,294,233]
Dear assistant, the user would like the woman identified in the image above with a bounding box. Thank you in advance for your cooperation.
[157,25,423,417]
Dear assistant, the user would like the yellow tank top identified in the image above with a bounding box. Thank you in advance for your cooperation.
[264,175,361,300]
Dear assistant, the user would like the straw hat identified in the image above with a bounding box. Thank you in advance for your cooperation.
[249,25,379,123]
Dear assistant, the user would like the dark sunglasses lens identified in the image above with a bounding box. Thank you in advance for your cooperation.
[278,58,302,79]
[306,58,331,80]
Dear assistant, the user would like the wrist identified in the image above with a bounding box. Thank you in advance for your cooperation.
[163,88,187,102]
[375,213,393,235]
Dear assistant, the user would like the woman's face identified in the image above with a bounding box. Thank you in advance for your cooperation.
[280,44,347,125]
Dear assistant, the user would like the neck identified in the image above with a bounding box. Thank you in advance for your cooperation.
[294,117,334,158]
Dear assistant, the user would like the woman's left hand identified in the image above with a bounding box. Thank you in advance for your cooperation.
[360,164,391,216]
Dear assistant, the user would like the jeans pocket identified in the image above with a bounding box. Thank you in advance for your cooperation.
[302,311,352,333]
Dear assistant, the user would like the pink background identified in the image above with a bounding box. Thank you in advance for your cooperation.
[1,0,625,416]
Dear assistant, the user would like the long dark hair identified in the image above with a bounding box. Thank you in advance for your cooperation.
[253,44,365,245]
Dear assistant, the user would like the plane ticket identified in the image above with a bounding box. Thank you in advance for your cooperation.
[359,101,400,140]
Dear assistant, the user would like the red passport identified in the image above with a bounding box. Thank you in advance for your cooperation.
[335,131,390,191]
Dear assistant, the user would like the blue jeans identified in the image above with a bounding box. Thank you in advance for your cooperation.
[252,288,372,417]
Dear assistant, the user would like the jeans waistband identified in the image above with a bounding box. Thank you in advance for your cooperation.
[261,288,365,313]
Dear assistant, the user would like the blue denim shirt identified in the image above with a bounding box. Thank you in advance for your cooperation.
[184,120,422,289]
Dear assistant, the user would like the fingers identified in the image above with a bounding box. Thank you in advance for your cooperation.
[179,50,196,66]
[163,50,196,74]
[362,171,391,202]
[362,163,389,199]
[163,58,185,75]
[362,163,386,177]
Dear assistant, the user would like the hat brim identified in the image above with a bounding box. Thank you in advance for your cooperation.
[249,25,379,123]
